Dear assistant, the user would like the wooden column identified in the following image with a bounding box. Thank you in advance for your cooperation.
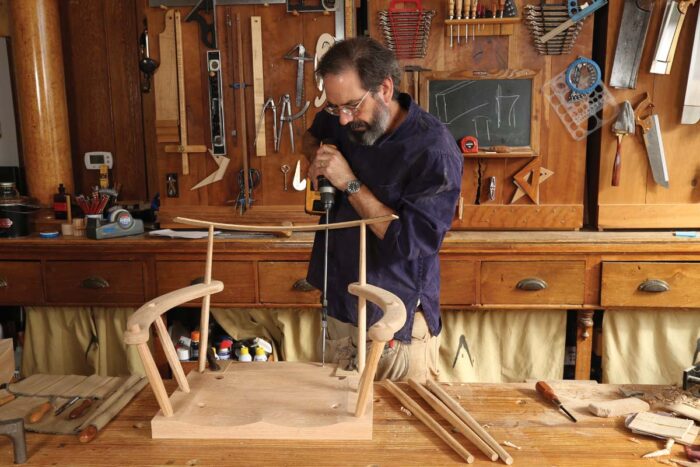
[10,0,73,205]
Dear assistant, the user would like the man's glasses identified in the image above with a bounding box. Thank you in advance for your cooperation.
[324,90,371,117]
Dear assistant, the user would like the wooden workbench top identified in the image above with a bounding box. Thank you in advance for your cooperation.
[2,381,692,466]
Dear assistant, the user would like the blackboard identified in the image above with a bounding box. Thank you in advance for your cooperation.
[427,77,533,148]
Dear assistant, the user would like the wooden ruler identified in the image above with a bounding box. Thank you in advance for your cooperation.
[236,13,250,208]
[154,9,179,143]
[164,10,206,175]
[251,16,266,156]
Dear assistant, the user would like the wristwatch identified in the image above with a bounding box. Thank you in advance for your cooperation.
[345,179,362,196]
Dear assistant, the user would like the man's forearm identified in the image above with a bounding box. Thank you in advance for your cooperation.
[347,186,395,240]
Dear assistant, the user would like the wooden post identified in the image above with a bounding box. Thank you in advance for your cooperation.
[354,341,383,417]
[154,316,190,393]
[137,341,173,417]
[10,0,73,205]
[198,225,215,372]
[357,222,367,373]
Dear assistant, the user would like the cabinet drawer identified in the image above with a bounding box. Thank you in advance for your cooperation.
[45,261,145,304]
[156,261,255,304]
[601,262,700,308]
[440,260,476,305]
[480,261,585,305]
[0,261,43,304]
[259,262,320,304]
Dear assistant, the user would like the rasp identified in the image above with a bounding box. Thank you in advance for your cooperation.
[610,0,654,89]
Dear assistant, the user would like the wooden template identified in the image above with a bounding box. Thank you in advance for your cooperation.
[154,9,178,143]
[511,166,554,204]
[511,158,542,204]
[124,215,405,439]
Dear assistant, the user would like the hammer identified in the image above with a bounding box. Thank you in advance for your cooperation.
[403,65,431,103]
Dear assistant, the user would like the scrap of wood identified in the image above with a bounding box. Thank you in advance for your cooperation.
[251,16,266,156]
[511,166,554,203]
[191,152,230,190]
[589,397,650,417]
[628,412,694,441]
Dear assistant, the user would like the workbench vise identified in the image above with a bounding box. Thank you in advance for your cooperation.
[683,364,700,394]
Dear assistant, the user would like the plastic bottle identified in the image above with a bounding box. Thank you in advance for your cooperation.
[238,346,252,362]
[53,184,67,220]
[190,330,200,360]
[218,339,232,360]
[253,346,267,362]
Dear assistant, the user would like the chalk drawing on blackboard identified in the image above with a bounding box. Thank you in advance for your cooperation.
[425,73,535,148]
[496,84,520,128]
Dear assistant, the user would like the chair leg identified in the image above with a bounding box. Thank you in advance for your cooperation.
[137,342,174,417]
[355,341,384,417]
[154,316,190,393]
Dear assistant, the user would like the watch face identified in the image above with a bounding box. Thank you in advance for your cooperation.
[347,180,361,194]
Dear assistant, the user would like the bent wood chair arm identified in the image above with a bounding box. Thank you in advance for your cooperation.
[348,282,407,417]
[124,281,224,417]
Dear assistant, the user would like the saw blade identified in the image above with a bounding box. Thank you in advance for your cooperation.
[682,10,700,124]
[610,0,654,89]
[643,115,670,188]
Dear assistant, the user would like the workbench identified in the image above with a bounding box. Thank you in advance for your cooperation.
[0,380,691,466]
[3,230,700,380]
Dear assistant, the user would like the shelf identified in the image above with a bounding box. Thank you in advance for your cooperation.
[462,151,537,159]
[444,17,521,37]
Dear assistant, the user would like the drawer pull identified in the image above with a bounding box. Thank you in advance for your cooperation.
[0,278,6,288]
[190,276,204,286]
[293,279,315,292]
[638,279,670,293]
[81,277,110,289]
[516,278,548,291]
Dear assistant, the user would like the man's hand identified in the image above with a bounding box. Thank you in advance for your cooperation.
[307,144,356,192]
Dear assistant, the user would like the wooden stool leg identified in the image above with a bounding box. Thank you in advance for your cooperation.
[154,316,190,393]
[354,341,384,417]
[137,343,173,417]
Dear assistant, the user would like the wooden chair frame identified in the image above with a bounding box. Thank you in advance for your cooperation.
[124,215,406,418]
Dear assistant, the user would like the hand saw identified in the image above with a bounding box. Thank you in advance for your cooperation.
[610,0,654,89]
[650,0,698,75]
[635,94,669,188]
[682,9,700,124]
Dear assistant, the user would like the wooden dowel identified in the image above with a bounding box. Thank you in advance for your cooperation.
[137,342,173,417]
[154,316,189,393]
[384,380,474,464]
[408,379,498,461]
[198,224,215,372]
[358,222,367,373]
[355,341,383,417]
[426,379,513,465]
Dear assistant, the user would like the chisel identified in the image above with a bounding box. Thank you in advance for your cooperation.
[535,381,577,422]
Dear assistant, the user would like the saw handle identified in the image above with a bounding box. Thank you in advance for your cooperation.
[612,134,623,186]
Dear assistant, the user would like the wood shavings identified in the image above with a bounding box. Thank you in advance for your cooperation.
[482,424,491,430]
[132,422,146,429]
[628,437,641,444]
[502,440,522,450]
[516,399,526,405]
[400,406,412,417]
[656,460,674,466]
[642,449,671,458]
[639,387,700,409]
[186,460,199,466]
[670,459,700,467]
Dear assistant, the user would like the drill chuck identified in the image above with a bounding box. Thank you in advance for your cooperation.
[318,176,336,210]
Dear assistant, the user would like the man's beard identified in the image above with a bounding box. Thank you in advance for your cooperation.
[347,98,390,146]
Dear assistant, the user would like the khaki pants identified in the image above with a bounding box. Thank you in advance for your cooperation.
[327,311,439,383]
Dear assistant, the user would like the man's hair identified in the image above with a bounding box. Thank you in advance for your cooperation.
[316,37,401,99]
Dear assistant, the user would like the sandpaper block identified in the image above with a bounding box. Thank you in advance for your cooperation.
[589,397,650,417]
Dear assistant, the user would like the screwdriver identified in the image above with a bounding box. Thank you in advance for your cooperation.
[535,381,577,423]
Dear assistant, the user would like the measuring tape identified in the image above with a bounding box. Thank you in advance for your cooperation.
[565,57,602,98]
[459,136,479,154]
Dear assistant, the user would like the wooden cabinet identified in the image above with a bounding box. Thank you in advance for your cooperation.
[156,261,255,305]
[440,260,477,305]
[480,261,585,305]
[258,262,320,304]
[44,261,145,304]
[0,261,43,305]
[601,262,700,308]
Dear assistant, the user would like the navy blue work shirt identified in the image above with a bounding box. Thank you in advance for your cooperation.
[306,93,463,342]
